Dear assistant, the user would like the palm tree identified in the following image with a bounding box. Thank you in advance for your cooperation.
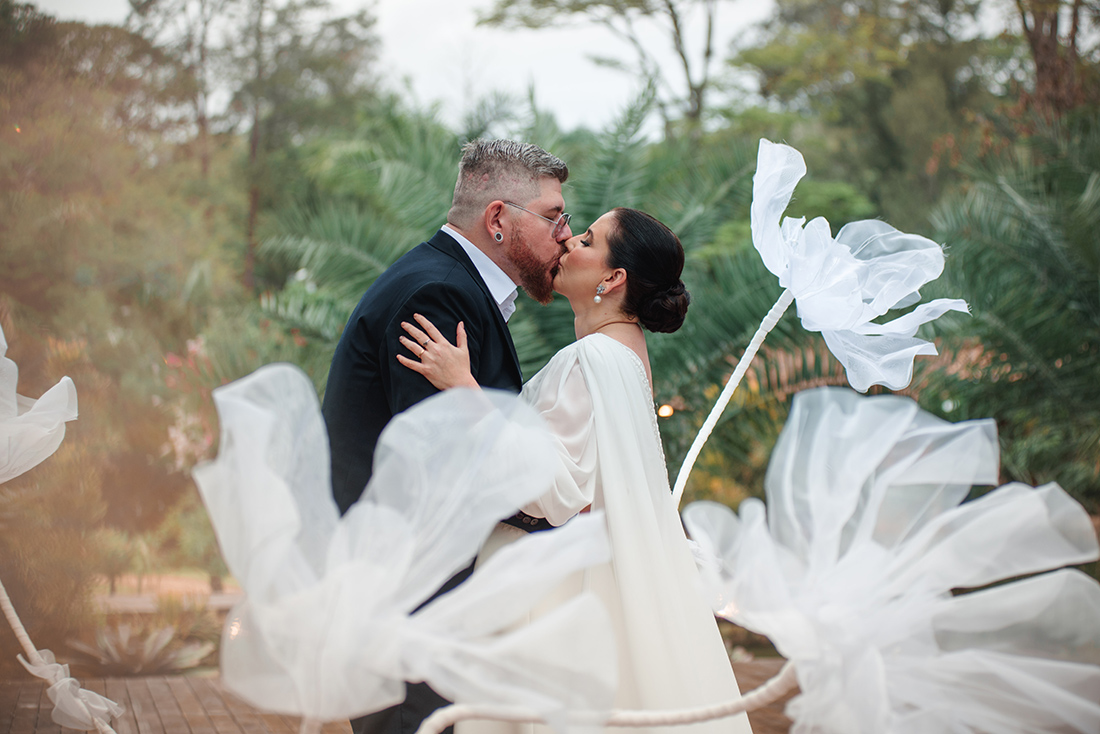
[919,112,1100,512]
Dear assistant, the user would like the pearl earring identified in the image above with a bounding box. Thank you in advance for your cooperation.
[594,284,606,304]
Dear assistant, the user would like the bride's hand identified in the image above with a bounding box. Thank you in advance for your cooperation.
[396,313,479,391]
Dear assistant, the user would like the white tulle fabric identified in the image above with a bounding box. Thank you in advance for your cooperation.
[505,334,751,734]
[0,323,78,483]
[1,325,119,733]
[192,364,617,724]
[751,140,969,391]
[682,387,1100,734]
[19,651,124,731]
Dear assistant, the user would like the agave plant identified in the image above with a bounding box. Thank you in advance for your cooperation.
[68,622,215,676]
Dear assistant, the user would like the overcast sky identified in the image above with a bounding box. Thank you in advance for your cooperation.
[33,0,773,133]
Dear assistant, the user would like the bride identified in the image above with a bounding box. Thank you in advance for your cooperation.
[397,207,753,734]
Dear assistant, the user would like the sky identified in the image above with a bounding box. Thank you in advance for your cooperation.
[32,0,773,133]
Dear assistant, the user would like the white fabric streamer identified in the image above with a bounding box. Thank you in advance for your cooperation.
[0,323,78,483]
[193,364,617,725]
[683,387,1100,734]
[673,139,969,505]
[18,650,124,732]
[1,324,119,734]
[751,139,969,392]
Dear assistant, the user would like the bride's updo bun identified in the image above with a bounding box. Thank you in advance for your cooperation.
[607,208,691,334]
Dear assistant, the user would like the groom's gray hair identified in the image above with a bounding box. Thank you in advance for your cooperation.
[448,139,568,228]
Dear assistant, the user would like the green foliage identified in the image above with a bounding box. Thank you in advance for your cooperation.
[920,111,1100,510]
[0,442,104,675]
[92,528,135,595]
[0,7,249,669]
[731,0,1021,230]
[151,487,229,590]
[241,103,463,386]
[1,3,247,531]
[221,0,380,142]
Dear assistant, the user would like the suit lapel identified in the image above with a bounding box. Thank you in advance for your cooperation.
[427,230,523,383]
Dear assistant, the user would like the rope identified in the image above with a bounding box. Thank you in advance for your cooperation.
[672,289,795,507]
[2,576,121,734]
[0,576,45,667]
[414,661,799,734]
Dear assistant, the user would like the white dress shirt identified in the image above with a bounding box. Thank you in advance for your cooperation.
[441,224,519,322]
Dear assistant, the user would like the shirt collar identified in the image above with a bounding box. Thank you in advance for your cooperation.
[441,224,519,322]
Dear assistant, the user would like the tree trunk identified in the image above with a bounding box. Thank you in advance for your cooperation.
[243,0,265,291]
[245,156,259,290]
[1016,0,1084,118]
[197,37,210,178]
[199,4,213,224]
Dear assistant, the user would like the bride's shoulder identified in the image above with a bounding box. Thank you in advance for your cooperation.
[578,333,644,365]
[526,336,606,386]
[534,335,640,378]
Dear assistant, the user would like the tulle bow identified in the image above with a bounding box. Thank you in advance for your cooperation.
[683,387,1100,734]
[18,650,124,732]
[193,364,617,725]
[0,324,78,483]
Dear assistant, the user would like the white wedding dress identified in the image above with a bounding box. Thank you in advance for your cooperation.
[462,333,753,734]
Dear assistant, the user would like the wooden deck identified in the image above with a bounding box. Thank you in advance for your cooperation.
[0,661,793,734]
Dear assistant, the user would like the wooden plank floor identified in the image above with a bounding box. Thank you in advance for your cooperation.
[1,661,793,734]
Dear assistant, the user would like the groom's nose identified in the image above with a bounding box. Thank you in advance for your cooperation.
[556,222,573,243]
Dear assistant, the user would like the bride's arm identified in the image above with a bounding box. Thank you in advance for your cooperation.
[521,357,598,525]
[396,313,480,390]
[398,317,596,525]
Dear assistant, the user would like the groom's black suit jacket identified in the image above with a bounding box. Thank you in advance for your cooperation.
[323,229,524,515]
[323,230,524,734]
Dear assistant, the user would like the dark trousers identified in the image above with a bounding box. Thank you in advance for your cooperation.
[351,560,476,734]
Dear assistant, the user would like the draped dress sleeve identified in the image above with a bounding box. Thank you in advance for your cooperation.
[518,348,598,527]
[514,334,753,734]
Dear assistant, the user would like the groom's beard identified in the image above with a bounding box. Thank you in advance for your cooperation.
[507,230,557,305]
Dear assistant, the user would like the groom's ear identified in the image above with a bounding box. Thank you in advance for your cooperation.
[484,201,507,242]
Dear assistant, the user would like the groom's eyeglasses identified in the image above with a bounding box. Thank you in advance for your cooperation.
[504,202,572,239]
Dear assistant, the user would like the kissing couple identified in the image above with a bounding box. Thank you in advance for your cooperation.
[322,139,754,734]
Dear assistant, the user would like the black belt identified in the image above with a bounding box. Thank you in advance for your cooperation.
[501,510,555,533]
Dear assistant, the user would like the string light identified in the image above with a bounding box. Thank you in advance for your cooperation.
[657,404,674,418]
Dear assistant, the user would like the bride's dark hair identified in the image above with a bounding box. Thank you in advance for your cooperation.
[606,208,690,333]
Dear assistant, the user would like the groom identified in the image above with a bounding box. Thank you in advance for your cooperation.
[322,139,572,734]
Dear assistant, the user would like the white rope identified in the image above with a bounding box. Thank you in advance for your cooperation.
[672,289,795,507]
[2,576,122,734]
[414,661,798,734]
[0,576,45,666]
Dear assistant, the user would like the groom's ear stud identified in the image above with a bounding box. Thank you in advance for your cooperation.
[494,232,504,242]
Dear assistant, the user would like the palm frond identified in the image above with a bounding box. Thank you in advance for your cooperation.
[567,82,657,223]
[922,114,1100,510]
